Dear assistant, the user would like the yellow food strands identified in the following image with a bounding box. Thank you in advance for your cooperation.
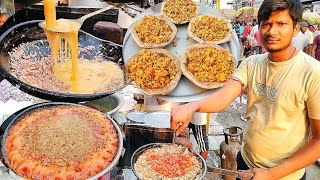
[41,0,125,94]
[43,0,80,92]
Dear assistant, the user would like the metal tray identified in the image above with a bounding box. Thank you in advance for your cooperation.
[143,111,171,128]
[122,3,240,102]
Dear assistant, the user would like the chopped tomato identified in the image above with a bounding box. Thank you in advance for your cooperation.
[146,153,193,178]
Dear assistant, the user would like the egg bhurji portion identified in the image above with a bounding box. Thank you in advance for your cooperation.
[181,43,236,89]
[189,14,232,44]
[161,0,198,24]
[126,49,181,95]
[132,15,177,48]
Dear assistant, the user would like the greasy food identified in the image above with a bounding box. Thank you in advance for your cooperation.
[188,14,232,44]
[132,15,177,48]
[181,43,236,89]
[9,43,125,94]
[126,49,181,95]
[4,105,119,179]
[134,144,201,179]
[161,0,198,24]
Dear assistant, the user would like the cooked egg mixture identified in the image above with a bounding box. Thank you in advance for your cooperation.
[43,0,81,91]
[55,60,124,94]
[43,0,122,94]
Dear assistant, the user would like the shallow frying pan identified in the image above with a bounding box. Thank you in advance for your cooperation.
[0,102,123,179]
[131,143,207,180]
[0,20,129,102]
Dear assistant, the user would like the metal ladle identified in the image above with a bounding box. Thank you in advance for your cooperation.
[38,5,113,33]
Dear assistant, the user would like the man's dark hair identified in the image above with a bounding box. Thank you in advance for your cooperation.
[241,37,247,43]
[258,0,303,27]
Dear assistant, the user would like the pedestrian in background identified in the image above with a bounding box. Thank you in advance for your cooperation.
[314,22,320,36]
[312,33,320,61]
[292,30,308,51]
[253,31,262,54]
[301,21,314,55]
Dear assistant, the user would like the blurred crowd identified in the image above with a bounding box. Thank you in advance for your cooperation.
[233,21,264,58]
[233,20,320,62]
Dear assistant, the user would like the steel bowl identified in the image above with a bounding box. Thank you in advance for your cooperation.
[83,93,124,123]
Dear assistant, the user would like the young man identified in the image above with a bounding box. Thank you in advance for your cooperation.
[171,0,320,179]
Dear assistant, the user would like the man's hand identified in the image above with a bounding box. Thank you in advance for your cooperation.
[170,102,199,135]
[251,168,278,180]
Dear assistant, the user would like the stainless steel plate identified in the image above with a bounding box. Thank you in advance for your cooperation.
[126,111,146,123]
[123,3,240,102]
[143,111,171,128]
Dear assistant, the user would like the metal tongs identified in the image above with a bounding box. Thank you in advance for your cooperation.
[172,129,177,144]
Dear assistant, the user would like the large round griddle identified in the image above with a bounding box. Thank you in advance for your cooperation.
[1,102,123,180]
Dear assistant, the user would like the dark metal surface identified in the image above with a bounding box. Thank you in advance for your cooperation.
[0,102,123,179]
[123,3,240,102]
[0,20,129,102]
[118,125,174,167]
[0,4,125,102]
[130,143,207,180]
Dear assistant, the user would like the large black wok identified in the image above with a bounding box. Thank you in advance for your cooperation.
[0,5,129,102]
[0,20,129,102]
[0,102,123,179]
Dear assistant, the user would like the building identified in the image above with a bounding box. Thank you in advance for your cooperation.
[228,0,262,10]
[312,1,320,14]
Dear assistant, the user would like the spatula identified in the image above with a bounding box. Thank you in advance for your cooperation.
[39,5,113,33]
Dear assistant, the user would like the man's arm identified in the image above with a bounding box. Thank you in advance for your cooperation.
[311,35,319,58]
[171,79,242,135]
[312,44,317,58]
[252,118,320,180]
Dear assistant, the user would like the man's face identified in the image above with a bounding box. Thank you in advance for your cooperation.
[300,26,308,33]
[259,10,298,52]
